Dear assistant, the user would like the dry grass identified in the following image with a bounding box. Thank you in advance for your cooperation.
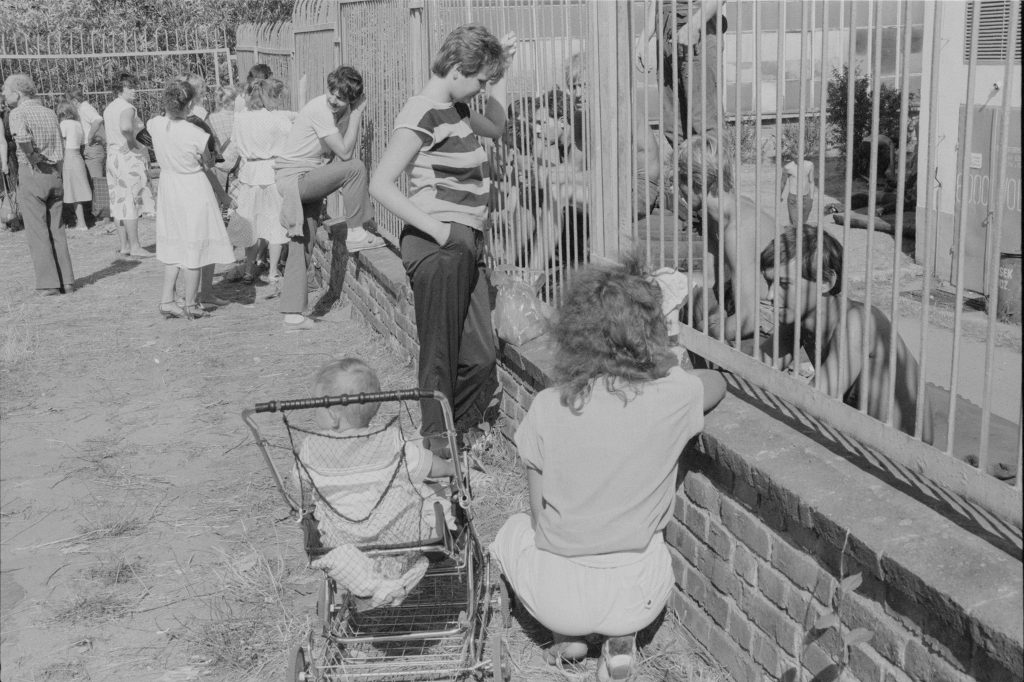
[179,540,314,678]
[0,297,40,369]
[53,589,134,624]
[86,556,147,586]
[75,512,148,539]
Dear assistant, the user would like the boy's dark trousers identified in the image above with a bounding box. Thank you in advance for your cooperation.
[400,222,498,440]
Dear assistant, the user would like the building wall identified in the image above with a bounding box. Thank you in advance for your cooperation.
[916,1,1022,286]
[329,241,1023,682]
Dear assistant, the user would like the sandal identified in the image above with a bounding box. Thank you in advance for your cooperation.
[159,302,186,319]
[596,635,636,681]
[182,304,209,320]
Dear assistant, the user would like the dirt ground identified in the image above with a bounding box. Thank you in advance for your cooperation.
[0,220,723,681]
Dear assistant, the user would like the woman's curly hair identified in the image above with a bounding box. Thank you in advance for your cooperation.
[551,252,675,413]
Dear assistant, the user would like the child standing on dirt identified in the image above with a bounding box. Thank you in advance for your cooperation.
[56,100,92,230]
[297,358,460,607]
[759,225,933,443]
[369,24,516,452]
[679,134,777,348]
[780,151,815,227]
[490,255,726,681]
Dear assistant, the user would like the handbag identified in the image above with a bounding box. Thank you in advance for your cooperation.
[1,174,22,231]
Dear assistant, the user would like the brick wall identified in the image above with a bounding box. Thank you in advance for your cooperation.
[332,243,1024,682]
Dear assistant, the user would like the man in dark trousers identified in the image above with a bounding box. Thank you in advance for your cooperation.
[3,73,75,295]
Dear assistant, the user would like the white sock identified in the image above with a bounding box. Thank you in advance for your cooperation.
[284,314,304,324]
[347,225,368,241]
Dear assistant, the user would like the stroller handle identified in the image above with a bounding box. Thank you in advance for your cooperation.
[254,389,439,413]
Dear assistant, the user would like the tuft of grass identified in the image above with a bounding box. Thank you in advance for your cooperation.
[36,659,90,680]
[87,556,146,586]
[53,589,132,624]
[0,298,40,368]
[76,512,147,539]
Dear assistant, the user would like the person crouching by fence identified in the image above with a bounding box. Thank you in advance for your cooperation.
[103,72,151,258]
[56,101,92,231]
[149,79,235,320]
[3,74,75,295]
[489,254,726,680]
[759,225,933,444]
[370,24,516,453]
[273,65,383,331]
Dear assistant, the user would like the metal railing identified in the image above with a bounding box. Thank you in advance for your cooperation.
[232,0,1022,532]
[0,27,233,122]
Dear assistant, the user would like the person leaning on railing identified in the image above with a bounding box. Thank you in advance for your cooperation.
[370,24,516,453]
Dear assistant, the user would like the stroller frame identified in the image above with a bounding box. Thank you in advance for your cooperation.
[243,389,506,681]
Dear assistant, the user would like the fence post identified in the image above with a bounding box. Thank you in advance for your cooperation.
[589,1,633,262]
[409,0,427,93]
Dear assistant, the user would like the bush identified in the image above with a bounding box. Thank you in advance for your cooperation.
[826,66,911,174]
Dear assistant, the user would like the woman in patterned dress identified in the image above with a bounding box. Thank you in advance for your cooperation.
[102,72,150,257]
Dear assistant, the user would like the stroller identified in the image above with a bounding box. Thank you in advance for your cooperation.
[243,389,511,681]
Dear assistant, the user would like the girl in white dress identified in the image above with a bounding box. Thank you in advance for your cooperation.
[234,78,294,288]
[149,79,235,320]
[57,100,92,230]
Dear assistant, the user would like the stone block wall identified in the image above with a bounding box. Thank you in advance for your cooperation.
[330,242,1023,682]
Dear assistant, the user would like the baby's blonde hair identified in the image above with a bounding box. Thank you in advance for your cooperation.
[313,358,381,429]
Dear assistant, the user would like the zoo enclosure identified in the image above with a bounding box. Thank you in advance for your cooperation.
[234,0,1022,538]
[0,28,233,123]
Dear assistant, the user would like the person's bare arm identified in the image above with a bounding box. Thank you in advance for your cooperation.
[369,127,451,245]
[428,455,455,478]
[320,97,365,161]
[707,217,759,340]
[469,33,516,140]
[0,119,8,174]
[635,0,660,72]
[816,304,866,401]
[692,368,727,413]
[120,108,138,150]
[525,464,544,529]
[682,0,727,46]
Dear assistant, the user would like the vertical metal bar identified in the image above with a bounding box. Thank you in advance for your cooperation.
[838,0,857,399]
[771,0,787,367]
[914,2,941,440]
[812,0,830,389]
[884,0,914,426]
[731,0,743,353]
[946,3,983,455]
[794,0,810,374]
[858,0,882,415]
[978,0,1020,470]
[752,0,763,350]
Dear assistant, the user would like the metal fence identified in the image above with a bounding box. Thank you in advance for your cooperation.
[0,27,233,122]
[242,0,1021,534]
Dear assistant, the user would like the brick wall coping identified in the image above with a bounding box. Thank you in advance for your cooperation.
[695,379,1023,679]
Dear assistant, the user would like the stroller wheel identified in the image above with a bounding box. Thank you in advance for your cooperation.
[288,644,312,681]
[317,578,336,635]
[488,623,512,682]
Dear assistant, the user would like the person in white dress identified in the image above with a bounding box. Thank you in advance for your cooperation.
[56,100,92,230]
[233,78,294,290]
[103,73,151,257]
[148,79,235,320]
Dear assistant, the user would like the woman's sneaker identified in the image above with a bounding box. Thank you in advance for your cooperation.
[596,634,636,681]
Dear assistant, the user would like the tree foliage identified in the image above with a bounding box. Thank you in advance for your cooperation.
[0,0,294,49]
[825,66,910,174]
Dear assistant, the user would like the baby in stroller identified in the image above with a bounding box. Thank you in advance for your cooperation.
[295,357,458,609]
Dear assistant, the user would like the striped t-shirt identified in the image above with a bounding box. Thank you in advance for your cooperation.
[395,96,490,231]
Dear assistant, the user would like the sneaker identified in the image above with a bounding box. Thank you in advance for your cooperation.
[346,232,386,253]
[596,635,636,682]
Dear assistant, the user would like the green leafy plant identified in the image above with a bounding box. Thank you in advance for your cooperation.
[825,66,909,175]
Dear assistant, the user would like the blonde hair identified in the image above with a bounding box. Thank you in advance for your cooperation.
[313,358,381,429]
